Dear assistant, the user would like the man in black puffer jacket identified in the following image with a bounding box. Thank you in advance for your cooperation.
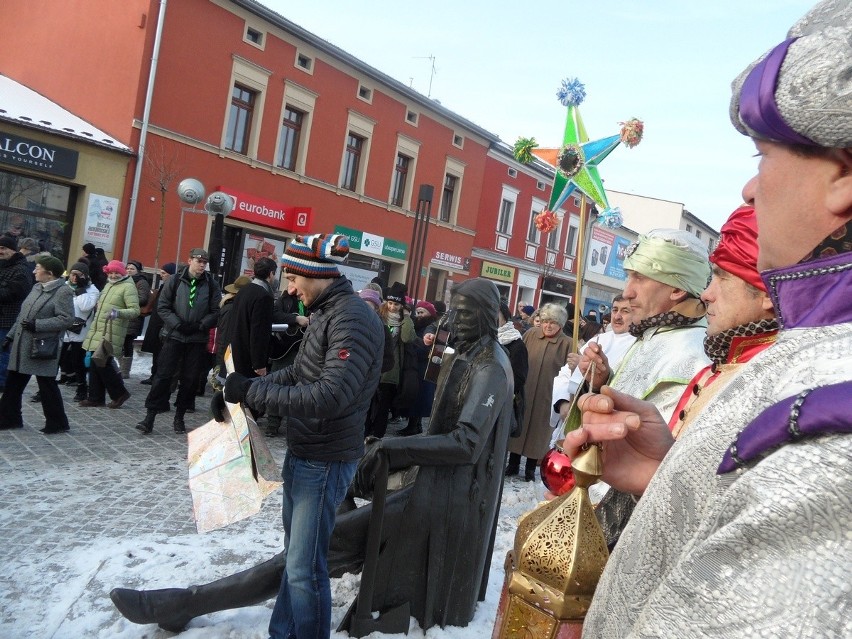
[221,233,383,638]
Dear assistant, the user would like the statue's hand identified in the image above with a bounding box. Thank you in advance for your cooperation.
[355,437,384,492]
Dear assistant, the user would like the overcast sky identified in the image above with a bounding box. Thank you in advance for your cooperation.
[259,0,814,231]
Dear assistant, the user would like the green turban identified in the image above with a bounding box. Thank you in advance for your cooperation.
[623,229,711,297]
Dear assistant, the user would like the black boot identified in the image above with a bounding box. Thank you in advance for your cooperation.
[73,384,88,402]
[505,452,521,477]
[173,410,186,434]
[135,410,156,434]
[525,457,538,482]
[397,417,423,437]
[110,551,287,632]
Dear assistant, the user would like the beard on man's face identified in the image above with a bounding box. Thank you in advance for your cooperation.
[414,314,436,331]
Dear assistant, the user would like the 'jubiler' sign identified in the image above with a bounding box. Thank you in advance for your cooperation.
[0,131,79,179]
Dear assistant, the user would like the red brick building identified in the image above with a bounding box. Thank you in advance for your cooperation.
[1,0,593,308]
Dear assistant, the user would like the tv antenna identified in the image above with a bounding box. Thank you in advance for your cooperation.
[413,54,437,97]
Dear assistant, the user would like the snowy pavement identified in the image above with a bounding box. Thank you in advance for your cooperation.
[0,351,543,638]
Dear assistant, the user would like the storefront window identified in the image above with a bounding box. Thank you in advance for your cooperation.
[0,169,73,262]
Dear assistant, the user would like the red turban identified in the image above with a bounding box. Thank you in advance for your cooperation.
[709,205,765,292]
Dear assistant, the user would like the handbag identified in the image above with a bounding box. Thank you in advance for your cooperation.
[91,316,115,368]
[67,317,87,334]
[139,287,159,317]
[31,335,60,359]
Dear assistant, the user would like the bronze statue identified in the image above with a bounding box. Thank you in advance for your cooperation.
[111,277,514,632]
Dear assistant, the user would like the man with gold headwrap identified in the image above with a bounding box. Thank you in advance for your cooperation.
[570,2,852,636]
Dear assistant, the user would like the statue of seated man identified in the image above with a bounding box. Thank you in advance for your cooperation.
[111,277,514,632]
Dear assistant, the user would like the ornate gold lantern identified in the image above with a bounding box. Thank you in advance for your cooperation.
[492,445,609,638]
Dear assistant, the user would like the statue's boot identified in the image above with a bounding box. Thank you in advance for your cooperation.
[110,551,286,632]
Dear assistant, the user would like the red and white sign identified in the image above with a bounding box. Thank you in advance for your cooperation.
[217,186,312,233]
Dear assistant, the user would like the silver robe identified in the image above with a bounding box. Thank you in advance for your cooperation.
[584,318,852,637]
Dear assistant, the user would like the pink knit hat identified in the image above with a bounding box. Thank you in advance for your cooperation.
[103,259,127,276]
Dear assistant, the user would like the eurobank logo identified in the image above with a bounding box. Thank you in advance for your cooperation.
[217,186,312,232]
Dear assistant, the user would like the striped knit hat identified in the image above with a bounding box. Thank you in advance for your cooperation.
[281,234,349,278]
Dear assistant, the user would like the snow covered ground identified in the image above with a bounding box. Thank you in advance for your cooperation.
[0,350,545,638]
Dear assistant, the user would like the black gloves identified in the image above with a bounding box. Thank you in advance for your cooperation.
[355,437,385,493]
[74,277,90,293]
[21,319,36,331]
[210,391,227,422]
[223,372,252,404]
[210,373,254,422]
[1,336,12,352]
[177,321,200,335]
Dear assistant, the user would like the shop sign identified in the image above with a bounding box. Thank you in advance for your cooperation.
[334,225,408,260]
[431,250,465,270]
[217,186,312,233]
[0,131,78,179]
[542,275,575,296]
[481,260,515,283]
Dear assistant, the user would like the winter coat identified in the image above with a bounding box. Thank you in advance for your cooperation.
[156,267,221,344]
[82,276,140,353]
[503,336,529,438]
[0,252,34,329]
[214,293,237,367]
[229,280,274,376]
[8,277,74,376]
[380,314,415,386]
[63,282,99,343]
[245,276,385,462]
[509,326,572,459]
[140,283,167,354]
[126,274,151,339]
[407,319,437,419]
[83,249,108,290]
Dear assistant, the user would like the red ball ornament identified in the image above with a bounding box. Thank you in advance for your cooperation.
[540,447,576,496]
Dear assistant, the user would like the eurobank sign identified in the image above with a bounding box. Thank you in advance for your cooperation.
[217,186,312,233]
[334,225,407,260]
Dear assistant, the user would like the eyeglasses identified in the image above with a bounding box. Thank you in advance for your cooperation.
[540,319,560,326]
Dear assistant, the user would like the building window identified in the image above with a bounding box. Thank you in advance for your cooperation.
[565,221,578,255]
[224,84,255,154]
[406,110,419,125]
[275,106,304,171]
[358,85,372,102]
[547,226,559,250]
[497,198,514,235]
[296,52,313,72]
[507,168,517,178]
[536,181,545,191]
[341,133,364,191]
[439,173,457,222]
[696,229,702,239]
[452,133,464,148]
[245,27,263,45]
[391,153,411,207]
[527,210,541,243]
[686,223,693,232]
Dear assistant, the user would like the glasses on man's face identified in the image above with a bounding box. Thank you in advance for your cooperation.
[540,319,560,326]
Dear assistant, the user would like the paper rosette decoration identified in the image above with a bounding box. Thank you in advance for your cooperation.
[597,207,624,229]
[534,209,560,233]
[513,136,538,164]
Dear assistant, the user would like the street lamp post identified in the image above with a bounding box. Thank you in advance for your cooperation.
[176,178,233,276]
[405,184,434,301]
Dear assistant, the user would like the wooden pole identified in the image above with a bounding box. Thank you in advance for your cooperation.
[571,196,589,350]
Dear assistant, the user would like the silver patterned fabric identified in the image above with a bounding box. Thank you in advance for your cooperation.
[583,321,852,638]
[611,323,710,423]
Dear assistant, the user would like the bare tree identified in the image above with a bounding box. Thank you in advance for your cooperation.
[143,140,184,269]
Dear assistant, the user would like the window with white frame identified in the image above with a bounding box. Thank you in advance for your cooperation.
[339,111,375,194]
[565,217,579,255]
[547,221,560,250]
[388,134,420,208]
[274,81,317,175]
[438,157,465,224]
[527,208,541,243]
[222,56,270,158]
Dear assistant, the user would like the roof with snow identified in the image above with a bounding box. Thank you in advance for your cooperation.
[0,75,132,153]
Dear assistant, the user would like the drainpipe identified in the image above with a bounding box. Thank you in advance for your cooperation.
[122,0,168,263]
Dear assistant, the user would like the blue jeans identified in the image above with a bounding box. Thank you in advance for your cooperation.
[268,451,358,639]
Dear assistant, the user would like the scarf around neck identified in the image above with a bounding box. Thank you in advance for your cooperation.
[703,318,780,365]
[497,321,523,345]
[628,298,706,338]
